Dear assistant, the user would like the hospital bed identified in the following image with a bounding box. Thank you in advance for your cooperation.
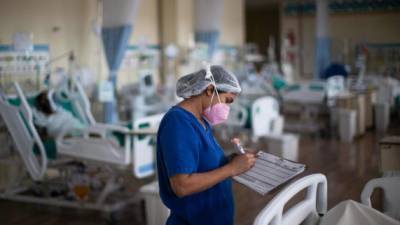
[0,80,163,219]
[51,76,162,177]
[253,174,327,225]
[54,77,132,167]
[281,81,330,134]
[3,78,159,175]
[282,81,326,105]
[253,174,400,225]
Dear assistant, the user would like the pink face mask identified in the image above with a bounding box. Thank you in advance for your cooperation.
[203,90,230,126]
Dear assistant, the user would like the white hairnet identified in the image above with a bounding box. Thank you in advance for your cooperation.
[176,65,241,98]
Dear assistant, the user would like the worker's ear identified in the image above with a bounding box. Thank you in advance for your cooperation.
[205,85,215,97]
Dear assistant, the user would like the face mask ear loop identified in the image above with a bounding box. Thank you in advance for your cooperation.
[214,86,222,104]
[209,89,215,107]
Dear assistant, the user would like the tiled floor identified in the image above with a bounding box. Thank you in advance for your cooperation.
[0,125,397,225]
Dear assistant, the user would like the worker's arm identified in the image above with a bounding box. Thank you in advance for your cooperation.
[169,153,256,198]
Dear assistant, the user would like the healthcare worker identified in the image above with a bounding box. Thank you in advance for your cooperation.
[157,65,256,225]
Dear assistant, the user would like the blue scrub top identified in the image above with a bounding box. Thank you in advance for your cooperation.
[157,106,234,225]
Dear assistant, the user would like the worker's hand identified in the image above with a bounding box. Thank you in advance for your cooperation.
[227,153,256,176]
[244,148,259,155]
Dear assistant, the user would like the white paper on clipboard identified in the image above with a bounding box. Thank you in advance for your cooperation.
[233,151,306,195]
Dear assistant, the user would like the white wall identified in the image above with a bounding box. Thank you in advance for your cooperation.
[282,11,400,78]
[0,0,92,69]
[220,0,245,46]
[0,0,244,89]
[162,0,245,48]
[0,0,160,88]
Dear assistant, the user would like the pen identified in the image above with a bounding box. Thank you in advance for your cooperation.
[231,138,245,154]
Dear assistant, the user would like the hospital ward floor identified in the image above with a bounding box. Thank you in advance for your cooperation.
[1,127,398,225]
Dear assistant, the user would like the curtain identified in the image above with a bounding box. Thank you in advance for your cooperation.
[315,0,331,78]
[101,0,140,123]
[193,0,223,59]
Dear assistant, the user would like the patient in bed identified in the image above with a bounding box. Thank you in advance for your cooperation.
[33,90,85,138]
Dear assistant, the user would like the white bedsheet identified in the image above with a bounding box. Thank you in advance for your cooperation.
[320,200,400,225]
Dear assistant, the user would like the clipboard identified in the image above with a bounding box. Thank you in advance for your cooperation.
[233,151,306,195]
